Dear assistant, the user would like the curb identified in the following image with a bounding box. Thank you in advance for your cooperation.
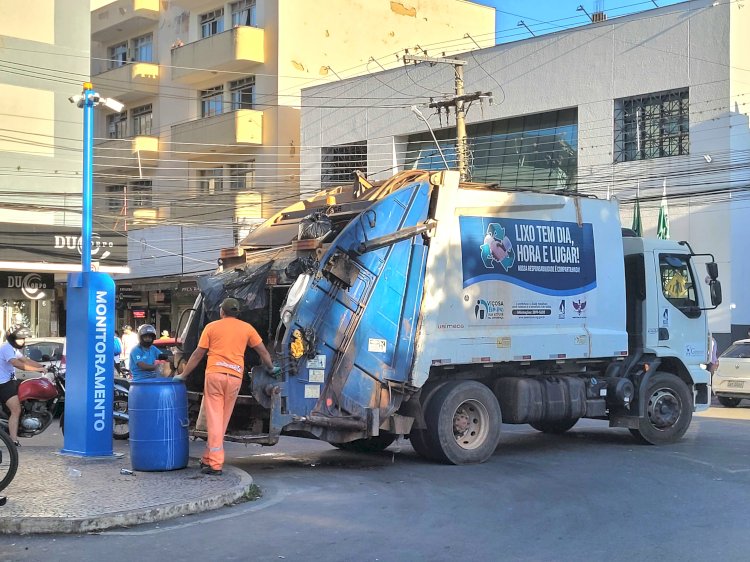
[0,465,254,535]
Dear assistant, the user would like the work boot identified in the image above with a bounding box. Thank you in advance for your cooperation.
[201,465,222,476]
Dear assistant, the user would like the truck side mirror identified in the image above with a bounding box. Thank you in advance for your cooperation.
[706,262,719,280]
[710,280,722,307]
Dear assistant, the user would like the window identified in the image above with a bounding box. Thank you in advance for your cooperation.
[105,185,125,213]
[722,343,750,359]
[659,254,699,317]
[130,33,153,62]
[200,8,224,38]
[229,76,255,110]
[198,168,223,195]
[200,86,223,117]
[321,142,367,187]
[107,112,127,139]
[231,0,256,27]
[131,104,153,136]
[130,180,152,208]
[228,162,255,191]
[614,89,689,163]
[108,42,128,69]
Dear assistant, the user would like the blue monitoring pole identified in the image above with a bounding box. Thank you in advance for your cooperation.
[61,83,116,457]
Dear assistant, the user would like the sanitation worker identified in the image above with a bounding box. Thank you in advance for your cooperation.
[178,298,278,475]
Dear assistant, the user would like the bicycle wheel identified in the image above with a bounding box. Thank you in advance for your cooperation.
[0,429,18,492]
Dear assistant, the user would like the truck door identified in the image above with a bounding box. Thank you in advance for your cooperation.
[654,253,704,356]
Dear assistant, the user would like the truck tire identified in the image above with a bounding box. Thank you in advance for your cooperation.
[529,418,578,434]
[408,429,438,461]
[629,372,692,445]
[331,434,396,453]
[424,381,501,465]
[717,397,742,408]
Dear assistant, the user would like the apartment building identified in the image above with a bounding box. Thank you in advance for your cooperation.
[300,0,750,347]
[0,0,126,337]
[90,0,495,332]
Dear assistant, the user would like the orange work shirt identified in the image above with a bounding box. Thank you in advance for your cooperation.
[198,317,263,378]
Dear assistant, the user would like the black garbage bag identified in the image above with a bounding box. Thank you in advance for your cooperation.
[284,256,318,280]
[197,261,274,319]
[298,212,332,241]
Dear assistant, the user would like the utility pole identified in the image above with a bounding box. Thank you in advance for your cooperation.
[403,54,491,182]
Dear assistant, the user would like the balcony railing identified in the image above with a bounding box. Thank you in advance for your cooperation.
[171,109,263,156]
[92,62,159,103]
[92,0,160,42]
[95,135,159,172]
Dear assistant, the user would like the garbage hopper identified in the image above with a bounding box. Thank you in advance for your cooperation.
[129,378,189,471]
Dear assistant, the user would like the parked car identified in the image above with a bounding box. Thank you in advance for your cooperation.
[713,339,750,407]
[15,337,66,381]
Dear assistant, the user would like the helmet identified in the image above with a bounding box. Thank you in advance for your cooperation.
[137,324,157,347]
[6,324,32,349]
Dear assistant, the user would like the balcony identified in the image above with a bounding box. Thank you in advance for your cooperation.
[92,0,160,42]
[171,110,263,157]
[93,63,159,103]
[171,26,264,85]
[95,136,159,172]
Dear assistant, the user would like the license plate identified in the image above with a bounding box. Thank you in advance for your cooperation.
[727,380,745,389]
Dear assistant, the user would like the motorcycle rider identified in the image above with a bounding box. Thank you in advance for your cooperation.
[0,325,46,446]
[129,324,162,381]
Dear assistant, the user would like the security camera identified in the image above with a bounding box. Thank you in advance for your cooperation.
[68,94,84,108]
[102,97,125,113]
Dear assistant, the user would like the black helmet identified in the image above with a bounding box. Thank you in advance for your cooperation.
[7,324,32,349]
[137,324,157,347]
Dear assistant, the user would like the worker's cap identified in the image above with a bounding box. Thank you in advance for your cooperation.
[220,298,241,314]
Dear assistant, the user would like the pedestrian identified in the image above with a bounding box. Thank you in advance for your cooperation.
[708,336,719,378]
[129,324,162,381]
[178,298,278,475]
[114,330,123,374]
[0,325,46,446]
[121,325,139,371]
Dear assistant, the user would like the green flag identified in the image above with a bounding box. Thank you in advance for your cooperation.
[657,180,670,240]
[632,196,642,236]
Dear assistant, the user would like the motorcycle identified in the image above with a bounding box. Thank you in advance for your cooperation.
[0,366,130,441]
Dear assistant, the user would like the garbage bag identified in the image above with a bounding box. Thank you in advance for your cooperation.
[298,212,332,241]
[197,261,274,318]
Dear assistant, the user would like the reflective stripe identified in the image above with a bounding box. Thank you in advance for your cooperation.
[209,446,223,452]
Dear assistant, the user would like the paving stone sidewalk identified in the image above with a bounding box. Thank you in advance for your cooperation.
[0,443,253,535]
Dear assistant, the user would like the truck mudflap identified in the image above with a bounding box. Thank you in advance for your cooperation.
[277,179,432,435]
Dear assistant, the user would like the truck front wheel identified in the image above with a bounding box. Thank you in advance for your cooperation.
[425,381,501,465]
[529,418,578,434]
[331,434,396,453]
[630,372,692,445]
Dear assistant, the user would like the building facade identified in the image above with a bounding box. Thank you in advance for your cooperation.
[89,0,495,333]
[300,0,750,348]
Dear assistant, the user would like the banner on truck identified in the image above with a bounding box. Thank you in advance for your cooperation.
[459,216,597,296]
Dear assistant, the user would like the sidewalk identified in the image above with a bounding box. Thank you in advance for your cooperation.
[0,439,253,535]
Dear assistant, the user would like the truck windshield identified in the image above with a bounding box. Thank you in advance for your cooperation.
[659,254,699,317]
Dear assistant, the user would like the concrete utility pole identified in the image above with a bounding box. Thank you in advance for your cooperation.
[403,54,491,182]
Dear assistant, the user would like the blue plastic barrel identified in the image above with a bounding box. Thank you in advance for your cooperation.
[129,378,189,471]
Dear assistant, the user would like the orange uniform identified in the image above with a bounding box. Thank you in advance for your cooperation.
[199,317,262,471]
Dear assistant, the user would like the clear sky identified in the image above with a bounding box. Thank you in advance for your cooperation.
[473,0,686,43]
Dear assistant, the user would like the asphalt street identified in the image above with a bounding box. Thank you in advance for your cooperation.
[2,404,750,562]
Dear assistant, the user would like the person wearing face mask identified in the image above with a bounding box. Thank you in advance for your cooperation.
[0,325,46,446]
[129,324,162,381]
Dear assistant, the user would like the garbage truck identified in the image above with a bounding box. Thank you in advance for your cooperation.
[178,170,722,464]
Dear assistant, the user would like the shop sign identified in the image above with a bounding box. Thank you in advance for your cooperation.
[0,272,54,300]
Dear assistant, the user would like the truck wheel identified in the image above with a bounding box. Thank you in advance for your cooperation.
[408,429,437,461]
[529,418,578,434]
[718,397,742,408]
[630,372,692,445]
[425,381,501,465]
[331,434,396,453]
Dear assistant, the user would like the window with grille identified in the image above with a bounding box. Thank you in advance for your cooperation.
[131,104,152,136]
[614,89,689,163]
[231,0,256,27]
[198,168,224,195]
[130,180,152,208]
[200,8,224,38]
[108,42,127,69]
[107,112,127,139]
[228,162,255,191]
[200,86,224,117]
[230,76,255,110]
[130,33,153,62]
[105,185,125,213]
[321,142,367,187]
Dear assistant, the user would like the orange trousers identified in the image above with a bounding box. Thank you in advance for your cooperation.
[201,371,242,470]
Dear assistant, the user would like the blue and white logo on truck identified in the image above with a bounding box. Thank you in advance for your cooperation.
[460,216,597,296]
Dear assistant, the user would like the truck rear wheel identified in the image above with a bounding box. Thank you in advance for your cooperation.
[425,381,501,465]
[331,434,396,453]
[529,418,578,434]
[408,429,438,461]
[630,372,692,445]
